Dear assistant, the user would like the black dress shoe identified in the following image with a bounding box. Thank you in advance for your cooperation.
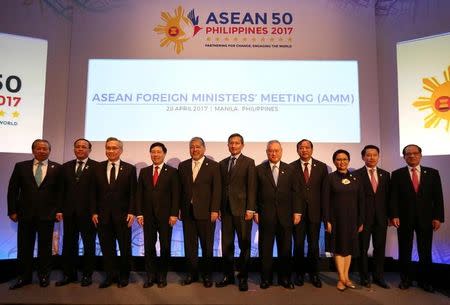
[260,281,270,289]
[143,279,154,288]
[294,274,304,286]
[39,276,50,287]
[373,278,389,289]
[117,279,129,288]
[9,278,31,290]
[157,280,167,288]
[310,274,322,288]
[99,278,113,288]
[81,276,92,287]
[215,275,235,287]
[398,280,411,290]
[360,278,371,288]
[56,276,75,287]
[238,278,248,291]
[181,275,198,286]
[143,275,156,288]
[279,280,295,290]
[203,276,213,288]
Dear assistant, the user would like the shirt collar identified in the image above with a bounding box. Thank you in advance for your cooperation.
[230,153,241,160]
[269,161,280,169]
[407,165,421,172]
[193,156,205,165]
[34,159,48,166]
[301,158,312,166]
[108,160,120,166]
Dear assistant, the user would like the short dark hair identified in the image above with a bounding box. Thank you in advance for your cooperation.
[332,149,350,161]
[74,138,92,149]
[228,133,244,144]
[296,139,313,150]
[361,144,379,157]
[402,144,422,156]
[149,142,167,154]
[31,139,51,150]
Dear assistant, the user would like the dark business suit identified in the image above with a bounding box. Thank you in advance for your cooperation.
[290,158,328,276]
[91,160,137,281]
[390,166,444,284]
[136,164,180,281]
[7,159,62,281]
[353,166,390,282]
[256,161,303,283]
[178,157,221,278]
[59,158,98,279]
[219,154,256,279]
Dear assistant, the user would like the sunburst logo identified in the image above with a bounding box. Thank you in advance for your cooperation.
[153,6,202,54]
[413,66,450,132]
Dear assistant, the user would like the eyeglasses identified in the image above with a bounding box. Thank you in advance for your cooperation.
[335,158,349,162]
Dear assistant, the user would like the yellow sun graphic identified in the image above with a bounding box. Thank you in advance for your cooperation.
[413,66,450,132]
[154,6,192,54]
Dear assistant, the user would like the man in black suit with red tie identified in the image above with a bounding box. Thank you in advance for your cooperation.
[353,145,390,289]
[56,138,98,287]
[178,137,221,288]
[254,140,303,290]
[8,139,62,289]
[216,133,256,291]
[290,139,328,288]
[136,142,180,288]
[91,137,136,288]
[390,144,444,293]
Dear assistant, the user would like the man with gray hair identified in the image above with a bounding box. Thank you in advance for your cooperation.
[254,140,303,289]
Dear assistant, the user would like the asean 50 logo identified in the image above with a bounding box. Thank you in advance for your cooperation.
[413,66,450,132]
[153,6,202,54]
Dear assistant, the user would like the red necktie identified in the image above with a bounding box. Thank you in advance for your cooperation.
[304,162,310,183]
[369,168,378,193]
[153,166,159,186]
[411,167,419,193]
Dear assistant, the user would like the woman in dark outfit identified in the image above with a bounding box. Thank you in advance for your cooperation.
[323,149,364,291]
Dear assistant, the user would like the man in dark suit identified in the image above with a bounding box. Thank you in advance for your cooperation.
[353,145,390,289]
[178,137,221,288]
[254,140,303,290]
[91,137,136,288]
[56,138,98,287]
[216,133,256,291]
[290,139,328,288]
[390,144,444,293]
[7,139,62,289]
[136,142,180,288]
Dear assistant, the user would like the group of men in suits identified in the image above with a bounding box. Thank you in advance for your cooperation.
[7,137,444,293]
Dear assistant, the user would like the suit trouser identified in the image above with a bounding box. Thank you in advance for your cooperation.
[359,222,387,280]
[221,209,252,279]
[143,216,172,279]
[182,209,215,278]
[17,219,54,280]
[61,214,96,278]
[98,218,131,280]
[397,222,433,283]
[259,217,292,282]
[293,217,321,275]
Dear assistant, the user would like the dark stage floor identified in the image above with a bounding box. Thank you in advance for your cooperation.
[0,272,448,305]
